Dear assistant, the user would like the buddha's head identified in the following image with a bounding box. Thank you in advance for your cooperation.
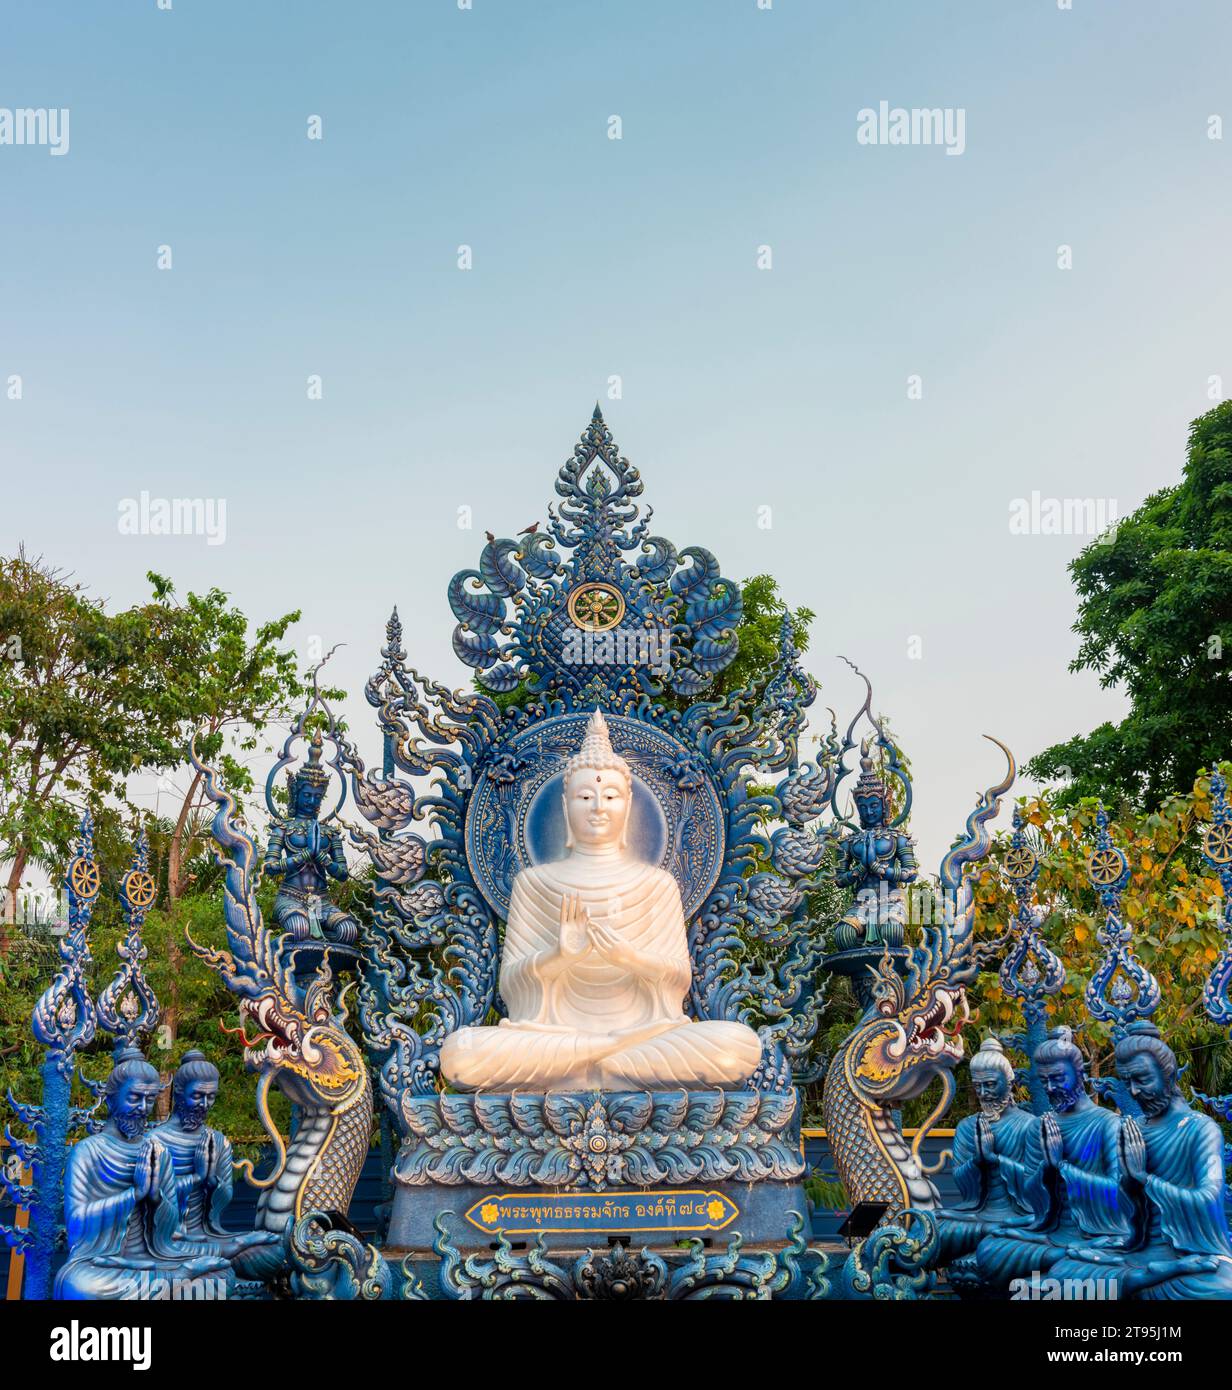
[1115,1021,1181,1119]
[1033,1025,1087,1113]
[562,710,633,852]
[969,1036,1015,1119]
[105,1047,162,1139]
[172,1049,220,1132]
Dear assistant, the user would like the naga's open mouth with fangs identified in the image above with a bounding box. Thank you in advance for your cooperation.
[222,995,302,1068]
[899,985,969,1060]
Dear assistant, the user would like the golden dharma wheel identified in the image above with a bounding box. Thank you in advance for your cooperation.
[1088,846,1126,887]
[567,582,625,633]
[1004,846,1037,880]
[1204,821,1232,868]
[123,870,157,910]
[68,857,101,901]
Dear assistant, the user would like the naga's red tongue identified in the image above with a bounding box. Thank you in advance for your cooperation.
[220,1017,272,1049]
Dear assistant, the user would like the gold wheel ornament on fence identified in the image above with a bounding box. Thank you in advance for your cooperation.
[567,582,625,633]
[123,870,157,911]
[1004,845,1038,881]
[68,856,101,902]
[1204,821,1232,868]
[1088,846,1127,887]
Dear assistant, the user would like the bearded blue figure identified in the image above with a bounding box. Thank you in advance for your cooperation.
[265,731,358,945]
[933,1038,1036,1272]
[1048,1022,1232,1299]
[155,1050,281,1280]
[55,1050,234,1300]
[972,1027,1129,1290]
[832,742,917,953]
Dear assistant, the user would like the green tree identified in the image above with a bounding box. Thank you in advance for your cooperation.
[1029,402,1232,807]
[135,575,314,901]
[0,553,175,943]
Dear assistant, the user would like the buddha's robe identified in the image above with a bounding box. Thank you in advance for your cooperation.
[1050,1106,1232,1300]
[441,860,762,1090]
[55,1129,233,1301]
[973,1101,1129,1290]
[934,1105,1036,1265]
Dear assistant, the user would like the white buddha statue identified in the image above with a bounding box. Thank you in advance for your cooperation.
[440,710,762,1092]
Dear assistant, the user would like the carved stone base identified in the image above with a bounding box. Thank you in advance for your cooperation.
[388,1087,806,1252]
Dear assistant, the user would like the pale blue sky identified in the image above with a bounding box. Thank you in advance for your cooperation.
[2,1,1230,870]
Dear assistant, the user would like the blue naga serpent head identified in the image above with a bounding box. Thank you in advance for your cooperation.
[185,738,367,1115]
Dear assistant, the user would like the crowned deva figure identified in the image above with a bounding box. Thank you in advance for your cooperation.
[264,730,359,945]
[56,1049,236,1300]
[934,1037,1037,1267]
[155,1050,281,1279]
[832,741,917,953]
[440,710,762,1091]
[1049,1022,1232,1299]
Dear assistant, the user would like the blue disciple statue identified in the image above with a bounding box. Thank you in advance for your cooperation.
[1048,1022,1232,1299]
[155,1050,281,1279]
[973,1027,1129,1290]
[264,731,359,945]
[55,1050,236,1300]
[934,1038,1036,1268]
[832,742,918,953]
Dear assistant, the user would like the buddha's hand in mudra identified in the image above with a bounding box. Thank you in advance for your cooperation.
[558,894,592,960]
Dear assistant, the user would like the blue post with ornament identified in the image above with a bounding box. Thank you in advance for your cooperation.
[2,815,106,1299]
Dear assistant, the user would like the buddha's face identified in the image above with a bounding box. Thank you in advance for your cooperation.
[1119,1051,1171,1118]
[564,768,631,850]
[1037,1058,1083,1113]
[972,1068,1011,1117]
[110,1076,160,1139]
[175,1078,218,1131]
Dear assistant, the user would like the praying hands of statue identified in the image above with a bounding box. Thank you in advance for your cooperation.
[974,1114,998,1166]
[194,1131,218,1188]
[1040,1111,1064,1169]
[133,1138,165,1204]
[1120,1116,1149,1186]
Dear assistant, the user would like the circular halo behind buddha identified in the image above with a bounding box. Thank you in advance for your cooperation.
[464,711,725,922]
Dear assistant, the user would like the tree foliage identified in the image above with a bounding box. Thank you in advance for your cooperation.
[1029,402,1232,808]
[971,768,1232,1099]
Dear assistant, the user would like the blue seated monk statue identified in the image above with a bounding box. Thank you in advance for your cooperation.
[934,1038,1036,1270]
[156,1050,281,1281]
[972,1027,1129,1290]
[264,731,358,945]
[55,1049,235,1300]
[1048,1022,1232,1299]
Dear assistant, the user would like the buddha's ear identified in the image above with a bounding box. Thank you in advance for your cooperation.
[562,791,574,849]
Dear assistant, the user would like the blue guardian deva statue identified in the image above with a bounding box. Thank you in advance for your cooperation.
[832,741,918,953]
[264,731,359,945]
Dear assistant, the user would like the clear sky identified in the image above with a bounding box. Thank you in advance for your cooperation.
[2,0,1230,872]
